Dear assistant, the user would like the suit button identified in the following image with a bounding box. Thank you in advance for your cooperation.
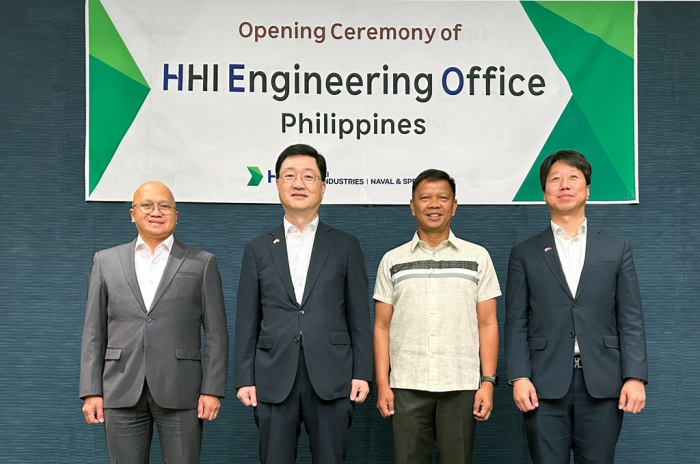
[299,310,304,315]
[569,332,575,338]
[146,317,152,322]
[528,310,532,315]
[573,303,579,309]
[294,336,300,343]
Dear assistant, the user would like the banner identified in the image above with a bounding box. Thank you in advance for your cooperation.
[86,0,638,204]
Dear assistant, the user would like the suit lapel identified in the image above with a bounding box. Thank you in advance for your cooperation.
[119,239,147,313]
[266,225,299,306]
[574,227,602,300]
[301,222,335,307]
[150,238,189,311]
[535,227,574,300]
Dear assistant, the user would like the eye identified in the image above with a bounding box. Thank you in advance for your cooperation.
[302,173,317,182]
[282,173,296,181]
[158,204,172,212]
[141,202,153,208]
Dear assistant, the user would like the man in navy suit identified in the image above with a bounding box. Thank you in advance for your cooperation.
[505,150,648,464]
[234,144,372,464]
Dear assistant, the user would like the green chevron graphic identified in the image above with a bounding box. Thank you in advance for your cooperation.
[88,0,150,195]
[247,166,263,186]
[515,1,636,201]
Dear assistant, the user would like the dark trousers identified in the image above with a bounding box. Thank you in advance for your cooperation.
[103,381,203,464]
[524,368,624,464]
[392,388,477,464]
[254,347,354,464]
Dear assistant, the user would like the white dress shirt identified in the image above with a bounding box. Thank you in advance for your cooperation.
[552,219,587,355]
[284,216,319,305]
[135,235,174,312]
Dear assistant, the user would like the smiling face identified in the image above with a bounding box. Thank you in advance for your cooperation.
[543,160,590,218]
[277,154,326,219]
[410,179,457,243]
[130,181,178,248]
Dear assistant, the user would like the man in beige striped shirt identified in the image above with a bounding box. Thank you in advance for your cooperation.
[373,169,501,464]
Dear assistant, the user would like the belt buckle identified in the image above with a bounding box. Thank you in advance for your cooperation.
[574,355,582,369]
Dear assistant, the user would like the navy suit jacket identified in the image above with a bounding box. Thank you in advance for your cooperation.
[505,226,648,399]
[234,221,372,403]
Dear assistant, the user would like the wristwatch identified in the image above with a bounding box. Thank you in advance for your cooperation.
[481,375,499,386]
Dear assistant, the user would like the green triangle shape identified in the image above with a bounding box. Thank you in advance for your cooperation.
[536,1,634,58]
[514,96,634,202]
[89,55,150,194]
[521,1,636,198]
[88,0,148,88]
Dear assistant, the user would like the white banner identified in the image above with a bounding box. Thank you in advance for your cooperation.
[86,0,637,204]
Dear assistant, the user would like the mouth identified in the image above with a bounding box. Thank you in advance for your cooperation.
[426,212,443,219]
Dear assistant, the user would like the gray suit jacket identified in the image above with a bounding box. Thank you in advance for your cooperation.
[79,238,229,409]
[234,222,372,403]
[505,226,648,399]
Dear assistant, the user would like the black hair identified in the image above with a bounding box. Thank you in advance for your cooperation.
[275,144,327,181]
[412,169,456,199]
[539,150,592,191]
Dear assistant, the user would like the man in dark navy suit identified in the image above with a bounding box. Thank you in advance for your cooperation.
[234,144,372,464]
[505,150,648,464]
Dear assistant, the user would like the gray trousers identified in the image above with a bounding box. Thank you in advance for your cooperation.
[103,382,203,464]
[392,388,477,464]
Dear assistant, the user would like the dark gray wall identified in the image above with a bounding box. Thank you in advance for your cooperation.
[0,1,697,462]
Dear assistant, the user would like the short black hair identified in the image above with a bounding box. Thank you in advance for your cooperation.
[412,169,456,199]
[539,150,592,191]
[275,144,327,181]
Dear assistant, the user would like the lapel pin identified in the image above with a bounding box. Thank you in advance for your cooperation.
[544,246,552,252]
[273,238,280,244]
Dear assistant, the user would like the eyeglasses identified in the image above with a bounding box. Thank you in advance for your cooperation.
[280,171,322,184]
[132,202,177,215]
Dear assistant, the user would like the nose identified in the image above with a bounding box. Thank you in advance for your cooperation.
[292,174,306,187]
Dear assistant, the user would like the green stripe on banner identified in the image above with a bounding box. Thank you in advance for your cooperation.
[514,96,633,201]
[515,1,635,201]
[88,0,148,87]
[89,56,150,194]
[537,1,635,58]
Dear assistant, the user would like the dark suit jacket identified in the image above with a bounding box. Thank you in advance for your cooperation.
[505,226,648,399]
[79,238,229,409]
[234,221,372,403]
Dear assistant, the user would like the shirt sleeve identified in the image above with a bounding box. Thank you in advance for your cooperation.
[373,253,394,305]
[477,248,502,302]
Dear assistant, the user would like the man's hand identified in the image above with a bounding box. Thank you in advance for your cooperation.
[198,394,221,421]
[513,378,539,412]
[237,386,258,407]
[350,379,370,403]
[82,395,104,424]
[619,379,646,414]
[376,384,395,418]
[473,383,494,421]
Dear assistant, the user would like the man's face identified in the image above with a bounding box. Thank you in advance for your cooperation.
[410,179,457,235]
[277,155,325,217]
[130,181,178,243]
[543,160,590,215]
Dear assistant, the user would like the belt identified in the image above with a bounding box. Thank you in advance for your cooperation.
[574,354,582,369]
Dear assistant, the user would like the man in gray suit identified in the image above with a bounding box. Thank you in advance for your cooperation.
[505,150,648,464]
[80,181,229,464]
[235,144,372,464]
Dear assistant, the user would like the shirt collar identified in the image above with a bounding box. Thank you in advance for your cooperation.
[284,215,319,238]
[135,234,174,255]
[410,230,460,251]
[551,218,587,239]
